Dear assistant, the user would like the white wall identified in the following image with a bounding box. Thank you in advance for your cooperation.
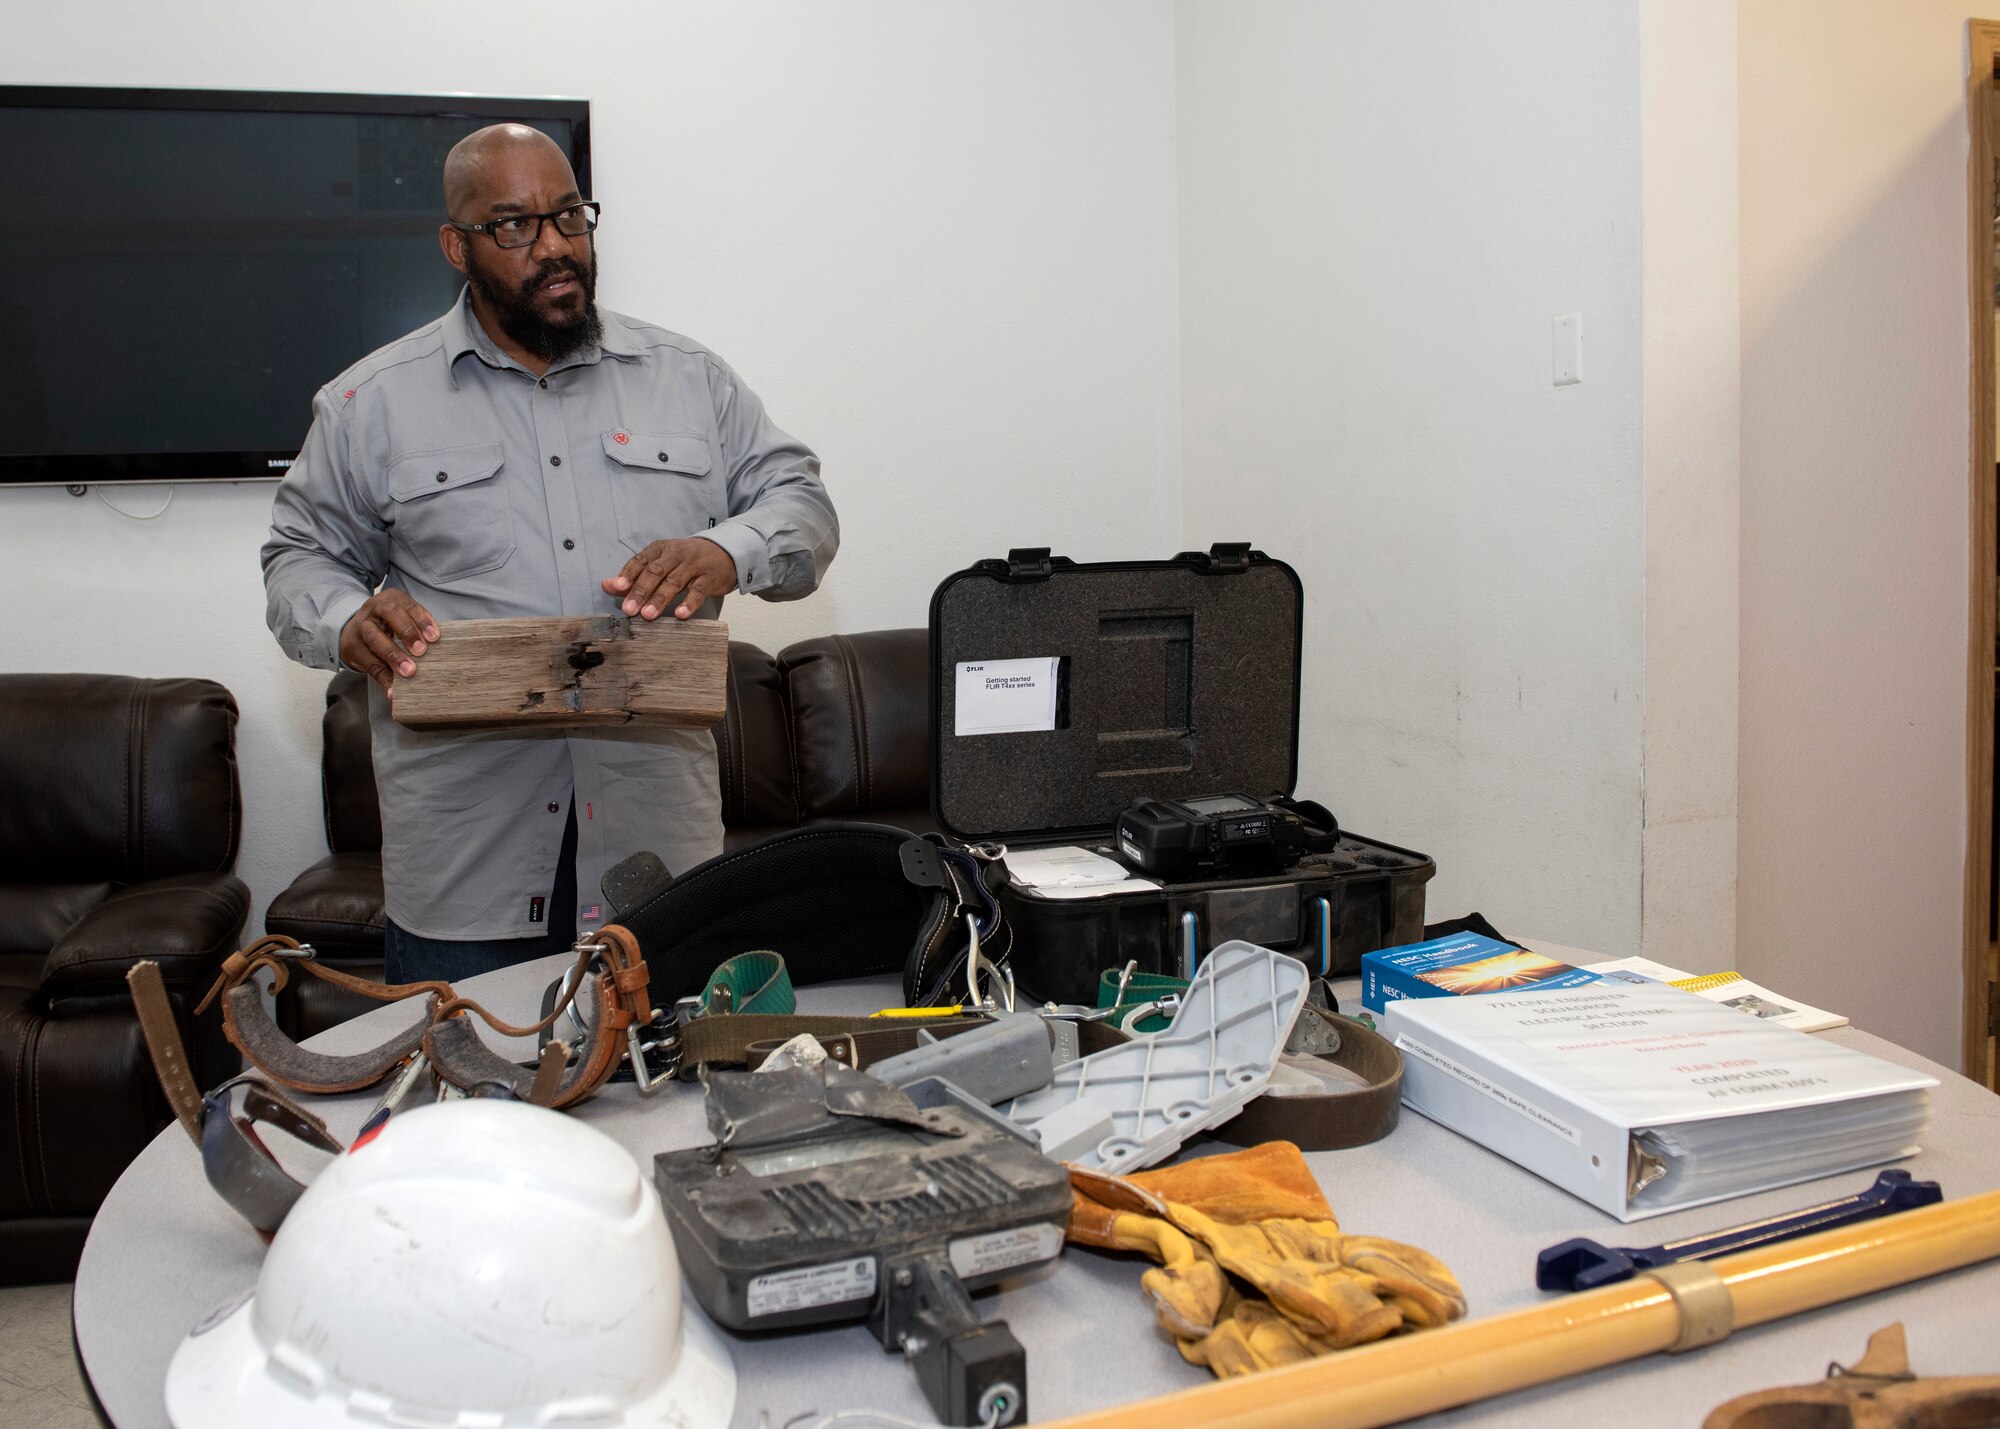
[1176,1,1648,952]
[1639,0,1740,971]
[0,1,1183,938]
[1738,1,1988,1066]
[12,5,1982,1070]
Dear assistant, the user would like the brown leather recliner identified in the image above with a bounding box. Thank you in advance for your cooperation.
[265,629,935,1039]
[0,675,249,1284]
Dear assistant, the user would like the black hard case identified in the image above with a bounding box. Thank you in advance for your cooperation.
[929,546,1435,1005]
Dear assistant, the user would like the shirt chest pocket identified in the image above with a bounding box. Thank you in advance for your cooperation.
[387,444,516,584]
[601,429,718,555]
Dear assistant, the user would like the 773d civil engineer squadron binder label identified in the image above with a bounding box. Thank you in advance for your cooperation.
[1396,1034,1583,1145]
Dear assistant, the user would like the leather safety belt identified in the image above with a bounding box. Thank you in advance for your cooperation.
[190,931,672,1109]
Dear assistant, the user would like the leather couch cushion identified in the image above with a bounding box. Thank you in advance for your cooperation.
[323,670,380,854]
[717,642,797,828]
[264,851,386,961]
[0,978,166,1222]
[0,1220,92,1285]
[41,874,250,1000]
[0,675,240,884]
[0,883,114,960]
[783,631,929,821]
[0,954,42,995]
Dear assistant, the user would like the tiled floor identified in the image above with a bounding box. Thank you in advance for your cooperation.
[0,1282,101,1428]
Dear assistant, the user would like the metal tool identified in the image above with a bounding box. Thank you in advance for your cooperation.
[1536,1169,1943,1292]
[654,1062,1067,1426]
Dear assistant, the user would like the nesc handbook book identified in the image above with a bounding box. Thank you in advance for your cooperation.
[1383,983,1936,1221]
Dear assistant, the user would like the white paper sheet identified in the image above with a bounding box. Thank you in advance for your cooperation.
[1004,844,1160,900]
[954,657,1061,736]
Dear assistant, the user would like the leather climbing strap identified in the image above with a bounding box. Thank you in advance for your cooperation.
[1221,1009,1404,1151]
[127,961,345,1235]
[188,930,663,1109]
[127,961,205,1143]
[198,935,450,1095]
[422,923,659,1108]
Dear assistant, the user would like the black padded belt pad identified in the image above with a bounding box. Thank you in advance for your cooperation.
[616,824,934,1002]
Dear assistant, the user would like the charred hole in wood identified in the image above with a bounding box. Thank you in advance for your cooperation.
[559,642,609,712]
[517,690,547,713]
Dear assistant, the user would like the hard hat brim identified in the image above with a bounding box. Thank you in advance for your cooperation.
[164,1289,738,1429]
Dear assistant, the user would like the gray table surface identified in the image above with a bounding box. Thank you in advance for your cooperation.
[75,951,2000,1428]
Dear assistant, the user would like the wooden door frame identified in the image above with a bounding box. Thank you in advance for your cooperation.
[1964,20,1999,1084]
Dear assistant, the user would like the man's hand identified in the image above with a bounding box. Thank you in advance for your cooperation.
[339,590,440,696]
[602,537,737,620]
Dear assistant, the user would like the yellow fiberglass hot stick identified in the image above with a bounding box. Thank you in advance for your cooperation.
[1039,1188,2000,1429]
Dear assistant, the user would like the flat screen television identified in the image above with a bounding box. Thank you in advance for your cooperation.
[0,86,591,486]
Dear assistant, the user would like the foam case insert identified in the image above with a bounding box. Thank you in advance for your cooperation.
[928,546,1435,1003]
[930,546,1302,839]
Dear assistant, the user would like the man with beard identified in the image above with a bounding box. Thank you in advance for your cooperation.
[262,124,838,981]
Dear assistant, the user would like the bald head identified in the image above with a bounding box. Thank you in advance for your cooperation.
[437,123,599,372]
[443,124,574,220]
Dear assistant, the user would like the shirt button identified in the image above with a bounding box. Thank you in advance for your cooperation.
[658,451,670,462]
[539,378,548,389]
[563,538,575,550]
[548,802,560,813]
[435,471,447,483]
[549,455,562,467]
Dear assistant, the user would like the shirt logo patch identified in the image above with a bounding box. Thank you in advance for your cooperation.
[529,895,546,924]
[343,389,356,400]
[613,430,630,445]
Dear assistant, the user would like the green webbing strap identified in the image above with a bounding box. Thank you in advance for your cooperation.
[697,951,796,1017]
[1096,966,1188,1034]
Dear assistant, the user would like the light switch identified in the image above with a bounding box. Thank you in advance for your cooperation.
[1553,312,1582,387]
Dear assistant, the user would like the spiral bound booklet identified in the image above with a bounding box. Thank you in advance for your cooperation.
[1589,956,1848,1032]
[1385,983,1934,1221]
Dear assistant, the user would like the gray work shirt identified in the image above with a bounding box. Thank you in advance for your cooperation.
[262,289,838,939]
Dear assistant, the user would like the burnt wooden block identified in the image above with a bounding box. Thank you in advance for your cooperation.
[389,614,728,730]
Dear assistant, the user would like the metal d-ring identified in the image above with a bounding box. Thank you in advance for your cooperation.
[555,936,615,1047]
[963,913,1015,1014]
[627,1018,679,1096]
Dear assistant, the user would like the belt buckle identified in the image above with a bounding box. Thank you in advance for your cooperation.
[627,1010,683,1095]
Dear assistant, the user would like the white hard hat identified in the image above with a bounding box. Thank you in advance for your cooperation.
[165,1098,735,1429]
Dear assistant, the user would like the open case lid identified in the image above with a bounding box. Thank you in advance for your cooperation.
[929,544,1304,845]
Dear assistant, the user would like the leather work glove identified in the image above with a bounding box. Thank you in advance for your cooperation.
[1067,1140,1466,1376]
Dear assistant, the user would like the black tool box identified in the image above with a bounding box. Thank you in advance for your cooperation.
[929,544,1436,1005]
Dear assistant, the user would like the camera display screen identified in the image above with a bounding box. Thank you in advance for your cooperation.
[1179,794,1262,816]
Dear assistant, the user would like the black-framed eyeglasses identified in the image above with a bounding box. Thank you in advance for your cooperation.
[448,201,601,249]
